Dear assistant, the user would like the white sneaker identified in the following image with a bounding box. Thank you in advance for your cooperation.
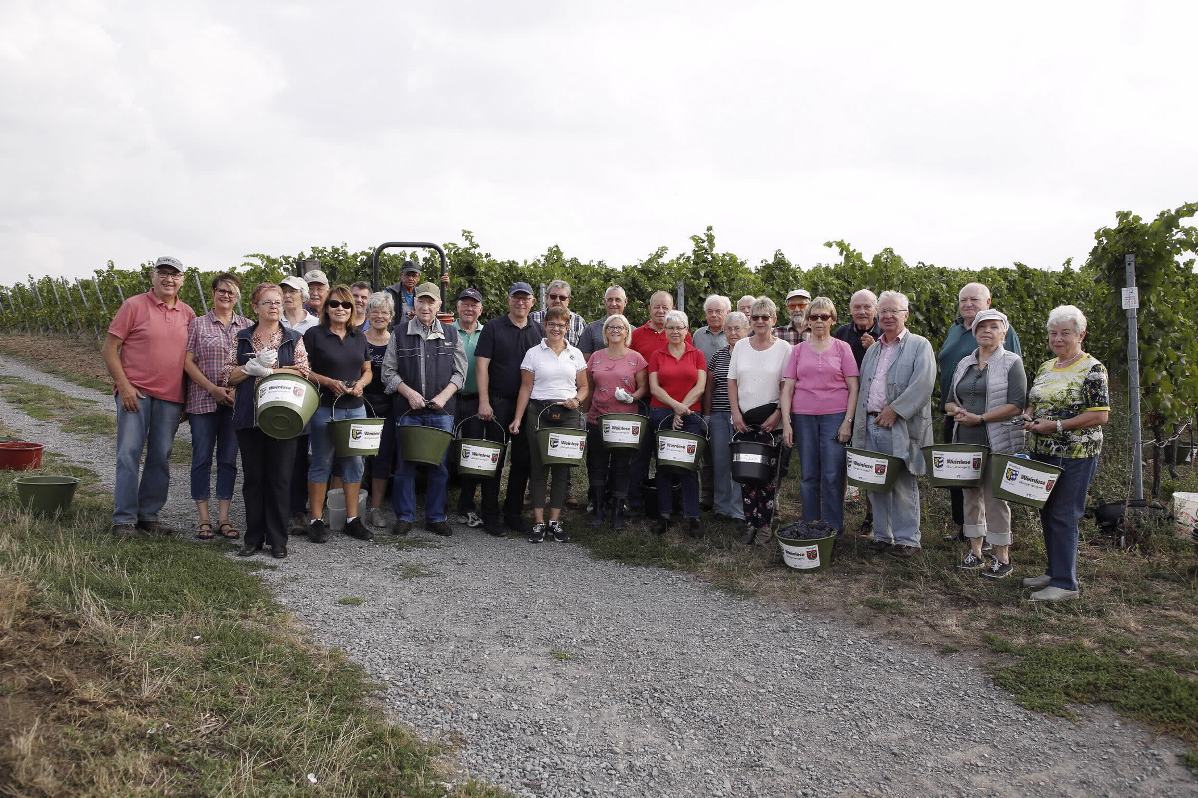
[1029,586,1079,602]
[1022,574,1052,589]
[464,511,484,528]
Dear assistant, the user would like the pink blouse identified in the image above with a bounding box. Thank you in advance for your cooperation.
[783,338,858,415]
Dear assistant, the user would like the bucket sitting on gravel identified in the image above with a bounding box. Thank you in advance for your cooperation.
[329,397,384,457]
[536,403,587,467]
[0,441,44,470]
[845,447,904,493]
[326,488,368,532]
[255,373,319,440]
[655,415,707,473]
[454,415,508,479]
[396,408,454,466]
[14,474,80,515]
[775,520,836,572]
[921,443,988,488]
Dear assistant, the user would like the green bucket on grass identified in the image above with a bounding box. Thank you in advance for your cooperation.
[14,475,80,515]
[845,447,904,493]
[921,443,989,488]
[775,530,836,573]
[255,373,319,440]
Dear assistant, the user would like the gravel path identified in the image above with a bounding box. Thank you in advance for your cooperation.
[1,355,1194,798]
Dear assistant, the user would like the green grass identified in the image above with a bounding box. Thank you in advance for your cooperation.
[0,457,508,797]
[337,596,365,606]
[0,377,112,433]
[549,650,574,662]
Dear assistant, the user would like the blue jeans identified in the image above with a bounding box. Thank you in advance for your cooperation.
[794,412,847,534]
[708,412,743,520]
[308,404,366,483]
[188,406,238,501]
[1033,454,1097,591]
[865,418,921,547]
[650,408,701,520]
[392,410,454,522]
[113,395,182,525]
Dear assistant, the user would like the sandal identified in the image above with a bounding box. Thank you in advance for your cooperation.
[218,522,240,540]
[194,522,215,540]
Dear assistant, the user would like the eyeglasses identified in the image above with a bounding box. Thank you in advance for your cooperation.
[325,300,353,310]
[879,308,908,316]
[155,271,181,280]
[750,314,773,321]
[546,323,567,329]
[807,314,832,322]
[605,325,626,331]
[665,325,687,331]
[257,300,283,308]
[549,293,571,301]
[214,288,238,297]
[510,295,532,302]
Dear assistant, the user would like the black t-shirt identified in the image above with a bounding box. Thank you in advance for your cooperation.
[303,325,370,408]
[474,314,544,399]
[832,320,883,366]
[364,339,390,414]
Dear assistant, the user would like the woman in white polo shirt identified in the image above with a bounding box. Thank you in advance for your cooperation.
[510,306,590,543]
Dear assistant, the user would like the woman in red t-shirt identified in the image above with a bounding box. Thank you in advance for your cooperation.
[647,310,708,537]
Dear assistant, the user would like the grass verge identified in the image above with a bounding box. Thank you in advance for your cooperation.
[0,334,112,392]
[0,375,116,436]
[0,452,508,797]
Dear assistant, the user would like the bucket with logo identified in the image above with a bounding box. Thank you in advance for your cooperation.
[775,520,836,573]
[536,403,587,466]
[454,415,508,479]
[845,447,904,493]
[988,453,1063,509]
[921,443,989,488]
[255,373,319,440]
[598,412,648,450]
[654,414,708,474]
[329,396,385,458]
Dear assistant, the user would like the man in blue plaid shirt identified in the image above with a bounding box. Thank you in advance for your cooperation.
[530,279,587,346]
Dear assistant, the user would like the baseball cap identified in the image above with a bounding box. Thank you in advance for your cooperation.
[303,269,329,286]
[154,256,183,273]
[414,282,440,300]
[401,260,421,275]
[972,309,1009,329]
[457,287,483,303]
[508,281,534,296]
[279,276,308,295]
[785,289,812,301]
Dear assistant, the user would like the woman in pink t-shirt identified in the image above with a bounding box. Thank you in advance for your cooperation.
[585,313,648,530]
[780,297,860,536]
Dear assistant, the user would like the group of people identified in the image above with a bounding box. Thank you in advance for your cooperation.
[105,259,1107,601]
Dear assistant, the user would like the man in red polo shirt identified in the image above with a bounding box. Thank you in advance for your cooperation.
[627,290,691,512]
[103,256,196,537]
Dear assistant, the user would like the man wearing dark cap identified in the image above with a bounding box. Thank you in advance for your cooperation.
[450,287,490,528]
[475,282,544,534]
[384,261,422,322]
[103,256,196,537]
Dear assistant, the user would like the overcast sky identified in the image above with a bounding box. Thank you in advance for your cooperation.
[2,1,1195,281]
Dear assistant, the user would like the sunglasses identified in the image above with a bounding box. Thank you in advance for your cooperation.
[750,314,773,321]
[807,314,832,321]
[549,293,571,301]
[325,300,353,310]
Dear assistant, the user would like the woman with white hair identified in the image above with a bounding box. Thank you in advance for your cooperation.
[1021,304,1109,601]
[648,309,708,536]
[704,311,748,522]
[363,291,399,527]
[729,297,793,543]
[944,308,1026,578]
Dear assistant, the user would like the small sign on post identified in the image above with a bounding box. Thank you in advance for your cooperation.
[1121,287,1139,310]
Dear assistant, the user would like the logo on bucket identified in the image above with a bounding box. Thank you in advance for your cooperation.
[972,455,983,469]
[806,548,818,560]
[1045,479,1056,492]
[491,452,500,463]
[631,423,640,436]
[686,444,696,455]
[874,463,888,476]
[547,432,585,459]
[1001,462,1058,501]
[1004,466,1018,482]
[460,443,501,470]
[933,455,944,468]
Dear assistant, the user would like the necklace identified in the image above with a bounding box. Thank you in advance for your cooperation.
[1055,351,1084,368]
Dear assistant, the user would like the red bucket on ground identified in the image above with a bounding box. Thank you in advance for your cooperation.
[0,442,44,470]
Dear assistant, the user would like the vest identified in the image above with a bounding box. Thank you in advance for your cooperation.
[232,325,303,430]
[949,347,1024,455]
[389,320,461,416]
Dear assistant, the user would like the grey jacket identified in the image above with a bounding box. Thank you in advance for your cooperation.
[949,347,1025,455]
[851,331,937,474]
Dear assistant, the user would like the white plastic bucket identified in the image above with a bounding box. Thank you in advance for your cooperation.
[1172,491,1198,537]
[326,488,368,532]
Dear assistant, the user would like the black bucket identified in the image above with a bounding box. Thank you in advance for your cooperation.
[730,428,779,484]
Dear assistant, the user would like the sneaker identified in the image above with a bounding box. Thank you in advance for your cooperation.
[528,522,546,543]
[548,520,569,542]
[428,521,453,537]
[392,520,413,536]
[464,511,484,528]
[981,540,994,553]
[958,551,986,570]
[344,517,373,541]
[1029,585,1079,602]
[111,523,141,538]
[982,560,1013,579]
[1022,574,1051,589]
[368,507,389,529]
[867,539,893,553]
[289,514,308,536]
[309,519,330,543]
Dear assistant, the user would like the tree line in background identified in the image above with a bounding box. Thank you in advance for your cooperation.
[1,204,1195,477]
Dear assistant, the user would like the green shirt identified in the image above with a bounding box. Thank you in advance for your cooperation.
[1027,354,1110,459]
[453,320,484,394]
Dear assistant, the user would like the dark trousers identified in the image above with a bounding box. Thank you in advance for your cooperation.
[944,416,964,527]
[650,408,701,520]
[289,434,309,519]
[587,423,635,499]
[489,396,530,523]
[238,428,298,551]
[455,395,482,514]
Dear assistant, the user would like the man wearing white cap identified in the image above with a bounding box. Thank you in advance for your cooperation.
[775,289,812,345]
[303,269,329,316]
[279,276,318,334]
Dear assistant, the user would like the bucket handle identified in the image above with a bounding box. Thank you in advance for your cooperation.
[397,405,450,428]
[330,392,378,422]
[454,414,509,446]
[732,425,780,447]
[655,412,710,438]
[535,402,586,433]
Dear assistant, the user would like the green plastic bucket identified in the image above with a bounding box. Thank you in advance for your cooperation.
[988,454,1063,509]
[535,404,587,467]
[776,533,835,572]
[599,413,648,450]
[921,443,989,488]
[329,398,385,457]
[396,409,454,466]
[255,373,319,440]
[654,415,708,473]
[454,416,508,479]
[845,447,904,493]
[14,475,80,515]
